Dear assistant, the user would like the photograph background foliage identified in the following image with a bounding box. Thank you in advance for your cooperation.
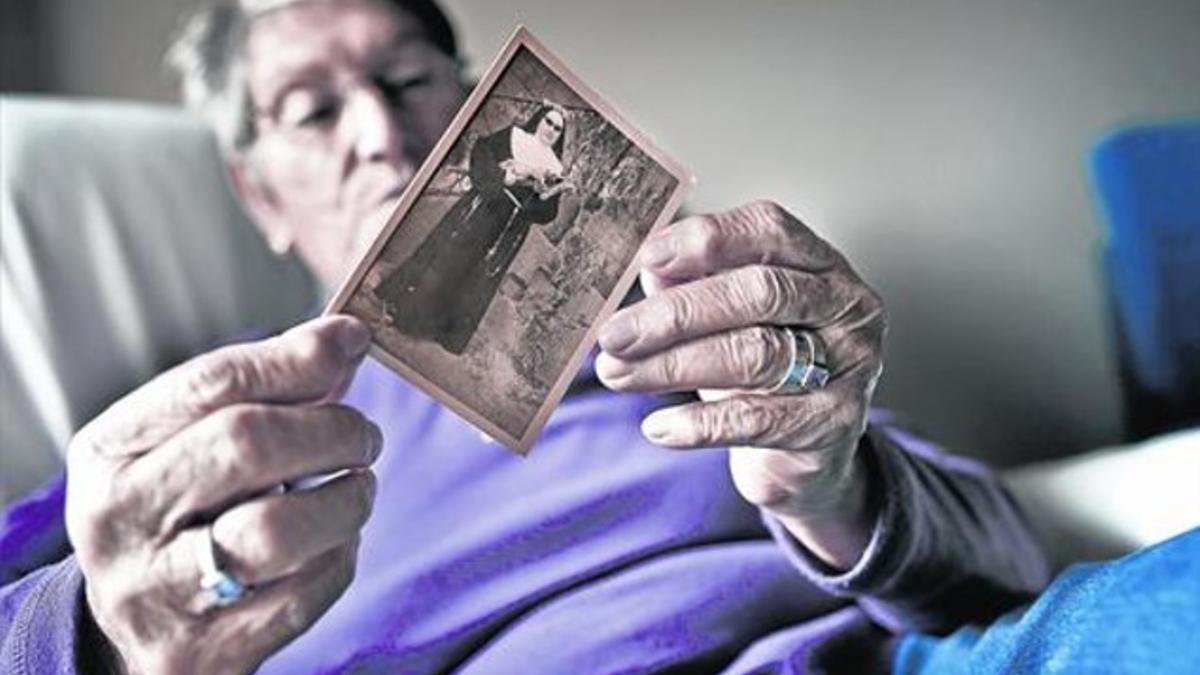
[349,46,680,438]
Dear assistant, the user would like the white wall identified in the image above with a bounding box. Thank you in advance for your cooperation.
[443,0,1200,464]
[13,0,1200,463]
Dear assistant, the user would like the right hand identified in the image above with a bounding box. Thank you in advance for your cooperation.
[538,180,577,200]
[65,316,382,674]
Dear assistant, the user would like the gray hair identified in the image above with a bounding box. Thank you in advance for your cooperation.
[166,0,459,156]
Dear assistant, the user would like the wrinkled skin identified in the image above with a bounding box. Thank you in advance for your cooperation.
[68,317,380,673]
[69,1,459,671]
[67,1,888,672]
[597,200,887,566]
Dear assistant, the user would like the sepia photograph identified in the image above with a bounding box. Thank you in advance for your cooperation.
[327,27,693,452]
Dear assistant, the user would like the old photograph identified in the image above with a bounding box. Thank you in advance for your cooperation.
[327,28,693,452]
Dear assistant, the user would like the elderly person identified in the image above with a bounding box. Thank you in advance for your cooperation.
[0,1,1055,673]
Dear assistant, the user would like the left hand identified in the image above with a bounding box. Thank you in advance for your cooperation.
[596,201,886,568]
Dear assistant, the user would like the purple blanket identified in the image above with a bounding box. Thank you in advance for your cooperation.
[2,357,1048,673]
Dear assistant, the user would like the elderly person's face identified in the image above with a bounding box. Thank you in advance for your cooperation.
[535,109,564,148]
[231,0,466,287]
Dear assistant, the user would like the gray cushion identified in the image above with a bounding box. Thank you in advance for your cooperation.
[1,96,317,504]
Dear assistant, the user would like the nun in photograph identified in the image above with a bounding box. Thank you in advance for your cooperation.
[376,102,577,354]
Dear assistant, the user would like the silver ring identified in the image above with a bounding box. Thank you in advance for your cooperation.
[194,524,248,608]
[766,327,830,394]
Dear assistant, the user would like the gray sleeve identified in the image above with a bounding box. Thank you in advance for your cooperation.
[763,420,1051,634]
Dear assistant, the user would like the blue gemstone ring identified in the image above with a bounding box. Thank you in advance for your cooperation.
[767,328,830,394]
[195,524,248,608]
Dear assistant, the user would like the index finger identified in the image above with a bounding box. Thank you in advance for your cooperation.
[74,315,372,459]
[639,201,842,286]
[601,265,856,359]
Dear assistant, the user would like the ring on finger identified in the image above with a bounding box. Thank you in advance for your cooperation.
[194,523,249,608]
[764,327,830,394]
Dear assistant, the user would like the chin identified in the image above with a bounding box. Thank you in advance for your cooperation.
[313,201,403,292]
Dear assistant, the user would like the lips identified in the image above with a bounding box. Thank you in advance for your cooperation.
[349,161,415,211]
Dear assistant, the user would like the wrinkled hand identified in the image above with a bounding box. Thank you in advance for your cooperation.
[596,201,886,568]
[66,316,381,674]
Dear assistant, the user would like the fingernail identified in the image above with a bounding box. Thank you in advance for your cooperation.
[641,411,675,443]
[598,317,637,355]
[352,469,377,503]
[594,354,632,385]
[641,239,674,269]
[367,423,384,462]
[336,320,372,359]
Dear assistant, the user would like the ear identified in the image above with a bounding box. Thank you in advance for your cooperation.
[227,158,294,255]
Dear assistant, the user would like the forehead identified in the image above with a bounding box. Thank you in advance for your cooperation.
[543,110,564,125]
[245,0,429,96]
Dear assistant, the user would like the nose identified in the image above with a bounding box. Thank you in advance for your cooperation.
[344,87,406,167]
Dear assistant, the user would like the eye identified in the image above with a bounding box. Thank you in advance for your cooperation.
[377,72,433,104]
[278,89,340,129]
[296,103,339,128]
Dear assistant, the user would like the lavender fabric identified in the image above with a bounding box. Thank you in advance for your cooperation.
[1,357,1048,673]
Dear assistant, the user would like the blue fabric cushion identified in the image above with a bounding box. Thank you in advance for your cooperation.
[1090,121,1200,436]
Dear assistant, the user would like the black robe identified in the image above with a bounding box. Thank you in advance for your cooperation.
[375,126,562,354]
